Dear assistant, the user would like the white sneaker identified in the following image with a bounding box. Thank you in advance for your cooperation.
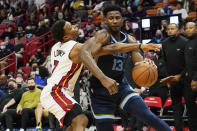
[5,129,10,131]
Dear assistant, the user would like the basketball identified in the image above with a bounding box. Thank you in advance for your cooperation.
[132,61,158,87]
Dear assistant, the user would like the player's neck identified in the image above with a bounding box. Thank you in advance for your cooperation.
[61,38,76,44]
[110,31,121,41]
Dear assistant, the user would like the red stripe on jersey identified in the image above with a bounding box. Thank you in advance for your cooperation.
[51,85,74,127]
[58,63,81,87]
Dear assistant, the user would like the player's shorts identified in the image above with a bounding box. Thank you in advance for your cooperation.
[40,84,80,127]
[89,77,139,120]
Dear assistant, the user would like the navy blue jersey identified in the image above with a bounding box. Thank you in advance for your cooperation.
[89,31,129,86]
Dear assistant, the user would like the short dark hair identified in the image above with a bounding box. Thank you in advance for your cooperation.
[103,4,122,17]
[27,77,35,82]
[8,78,16,83]
[168,23,179,28]
[51,20,66,42]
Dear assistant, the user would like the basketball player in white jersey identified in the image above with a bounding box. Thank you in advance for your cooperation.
[40,20,161,131]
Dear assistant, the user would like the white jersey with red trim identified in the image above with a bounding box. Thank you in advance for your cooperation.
[47,40,83,97]
[40,40,83,127]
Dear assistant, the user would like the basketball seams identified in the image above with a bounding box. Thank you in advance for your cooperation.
[149,67,155,86]
[144,67,151,87]
[133,66,150,82]
[132,62,158,87]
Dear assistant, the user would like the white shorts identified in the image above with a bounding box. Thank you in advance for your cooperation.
[40,84,77,127]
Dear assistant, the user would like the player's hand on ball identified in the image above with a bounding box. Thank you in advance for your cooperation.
[144,58,157,69]
[141,44,162,53]
[100,76,119,95]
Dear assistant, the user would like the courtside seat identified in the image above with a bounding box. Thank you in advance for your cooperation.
[144,96,163,116]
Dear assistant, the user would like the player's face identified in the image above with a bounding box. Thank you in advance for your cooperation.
[167,24,178,36]
[64,21,79,40]
[104,11,122,32]
[185,23,196,37]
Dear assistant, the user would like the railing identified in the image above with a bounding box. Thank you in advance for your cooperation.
[0,31,54,76]
[0,52,17,76]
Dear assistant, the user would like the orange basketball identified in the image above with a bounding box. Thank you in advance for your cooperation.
[132,61,158,87]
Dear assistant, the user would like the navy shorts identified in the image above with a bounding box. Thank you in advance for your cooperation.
[89,77,139,120]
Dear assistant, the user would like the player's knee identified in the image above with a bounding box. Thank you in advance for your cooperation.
[71,114,88,127]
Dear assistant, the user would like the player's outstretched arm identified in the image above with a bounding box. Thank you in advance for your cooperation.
[79,30,119,95]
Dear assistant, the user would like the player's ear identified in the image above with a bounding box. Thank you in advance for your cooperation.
[62,35,70,42]
[102,16,107,24]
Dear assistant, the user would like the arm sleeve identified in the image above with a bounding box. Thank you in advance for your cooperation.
[13,89,24,103]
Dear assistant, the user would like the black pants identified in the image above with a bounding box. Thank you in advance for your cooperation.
[170,79,197,131]
[5,108,35,130]
[149,82,169,105]
[184,78,197,131]
[170,82,184,131]
[0,113,5,129]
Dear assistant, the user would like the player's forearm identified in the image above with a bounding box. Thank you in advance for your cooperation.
[94,43,140,56]
[107,43,139,53]
[80,49,106,81]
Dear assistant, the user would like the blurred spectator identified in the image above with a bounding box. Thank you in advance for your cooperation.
[16,26,26,38]
[42,55,52,74]
[16,77,27,89]
[173,2,188,20]
[161,20,168,38]
[142,0,155,8]
[29,49,45,66]
[4,78,40,131]
[0,75,8,93]
[0,37,14,57]
[156,8,166,16]
[162,2,173,15]
[0,37,14,75]
[121,7,133,19]
[0,25,15,39]
[42,6,51,20]
[10,0,17,9]
[122,19,133,35]
[17,0,28,14]
[0,78,19,129]
[150,29,166,44]
[16,72,24,79]
[2,78,27,114]
[7,7,15,21]
[14,5,23,16]
[27,0,37,15]
[14,36,25,67]
[36,20,49,36]
[0,9,7,23]
[73,21,85,42]
[0,0,9,10]
[133,5,147,22]
[34,66,49,89]
[75,3,88,20]
[63,8,73,22]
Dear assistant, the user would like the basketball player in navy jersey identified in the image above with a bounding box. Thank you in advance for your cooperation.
[40,19,161,131]
[80,4,171,131]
